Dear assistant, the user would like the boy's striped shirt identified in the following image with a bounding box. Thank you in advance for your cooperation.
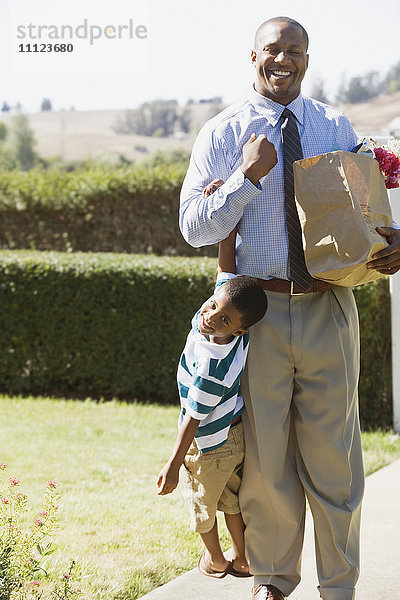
[178,275,249,452]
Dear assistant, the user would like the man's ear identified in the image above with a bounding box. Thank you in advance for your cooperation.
[251,49,257,67]
[233,328,248,337]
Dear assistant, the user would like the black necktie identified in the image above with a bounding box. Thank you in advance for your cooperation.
[281,108,313,290]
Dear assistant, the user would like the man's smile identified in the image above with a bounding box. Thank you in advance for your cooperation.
[268,70,294,80]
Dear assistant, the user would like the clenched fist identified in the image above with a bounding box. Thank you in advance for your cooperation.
[241,133,277,185]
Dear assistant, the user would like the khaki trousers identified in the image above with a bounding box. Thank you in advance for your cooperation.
[239,286,364,600]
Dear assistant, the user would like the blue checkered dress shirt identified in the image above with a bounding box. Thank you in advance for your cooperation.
[180,88,358,280]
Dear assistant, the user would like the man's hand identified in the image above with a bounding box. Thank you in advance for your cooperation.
[241,133,277,186]
[366,227,400,274]
[157,462,180,495]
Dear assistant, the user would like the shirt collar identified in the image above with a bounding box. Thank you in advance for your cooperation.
[249,86,304,127]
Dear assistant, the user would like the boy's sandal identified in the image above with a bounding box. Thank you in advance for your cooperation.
[230,566,253,578]
[198,551,233,578]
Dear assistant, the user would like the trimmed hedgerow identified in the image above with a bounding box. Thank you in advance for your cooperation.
[0,251,392,428]
[0,251,216,401]
[353,278,392,429]
[0,165,216,257]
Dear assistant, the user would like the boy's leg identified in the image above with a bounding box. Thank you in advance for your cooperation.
[200,520,231,572]
[224,512,250,574]
[179,423,245,575]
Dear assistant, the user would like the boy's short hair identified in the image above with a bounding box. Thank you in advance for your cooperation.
[220,276,268,329]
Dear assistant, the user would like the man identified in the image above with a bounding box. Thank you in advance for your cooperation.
[179,16,400,600]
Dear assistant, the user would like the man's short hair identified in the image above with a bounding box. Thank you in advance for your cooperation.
[220,276,268,330]
[254,16,309,52]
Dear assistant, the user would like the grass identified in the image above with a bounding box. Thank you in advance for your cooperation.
[1,395,399,599]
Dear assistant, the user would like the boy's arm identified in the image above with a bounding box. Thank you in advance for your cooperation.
[203,179,237,275]
[218,228,237,274]
[157,413,200,495]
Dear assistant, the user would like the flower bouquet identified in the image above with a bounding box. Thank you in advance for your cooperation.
[362,138,400,189]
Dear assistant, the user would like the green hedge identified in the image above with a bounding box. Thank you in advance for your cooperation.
[0,165,216,257]
[0,251,216,401]
[0,251,392,428]
[353,278,392,429]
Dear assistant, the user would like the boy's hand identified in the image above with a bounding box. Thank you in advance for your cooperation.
[241,133,277,186]
[157,463,180,495]
[203,179,225,198]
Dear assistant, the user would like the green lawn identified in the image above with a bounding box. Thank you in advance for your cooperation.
[1,396,399,599]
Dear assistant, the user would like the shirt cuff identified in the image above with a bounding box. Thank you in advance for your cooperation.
[216,272,237,285]
[213,167,261,211]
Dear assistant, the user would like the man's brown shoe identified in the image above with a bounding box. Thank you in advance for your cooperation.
[251,585,286,600]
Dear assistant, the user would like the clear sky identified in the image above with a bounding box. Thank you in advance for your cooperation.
[1,0,400,112]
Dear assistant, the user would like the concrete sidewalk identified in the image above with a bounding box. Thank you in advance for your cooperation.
[141,459,400,599]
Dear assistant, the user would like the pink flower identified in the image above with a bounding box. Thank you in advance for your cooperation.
[52,504,59,510]
[0,463,7,470]
[64,574,71,580]
[1,497,9,504]
[9,477,20,486]
[34,518,44,527]
[39,511,48,517]
[33,581,40,587]
[46,480,58,489]
[374,146,400,189]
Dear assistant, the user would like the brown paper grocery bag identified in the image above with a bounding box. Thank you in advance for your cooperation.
[294,150,393,287]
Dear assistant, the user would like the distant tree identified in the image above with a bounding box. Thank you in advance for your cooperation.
[199,96,223,104]
[10,113,37,170]
[0,121,14,169]
[179,107,192,133]
[310,76,330,104]
[15,102,22,111]
[385,60,400,94]
[208,99,225,119]
[113,100,183,137]
[41,98,52,111]
[0,122,7,141]
[1,101,10,112]
[134,145,148,153]
[152,127,165,137]
[336,71,381,104]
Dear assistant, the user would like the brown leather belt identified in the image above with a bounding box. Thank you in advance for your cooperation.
[256,278,332,295]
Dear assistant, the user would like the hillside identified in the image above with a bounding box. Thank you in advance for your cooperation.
[1,93,399,162]
[338,90,400,136]
[0,103,213,163]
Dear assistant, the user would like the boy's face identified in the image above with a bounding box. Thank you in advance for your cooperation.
[199,287,247,341]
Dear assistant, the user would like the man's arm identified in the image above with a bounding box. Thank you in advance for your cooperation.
[179,129,277,248]
[157,413,200,495]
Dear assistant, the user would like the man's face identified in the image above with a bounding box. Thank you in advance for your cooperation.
[199,288,246,341]
[251,21,309,105]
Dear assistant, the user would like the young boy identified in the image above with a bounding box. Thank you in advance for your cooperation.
[157,274,267,579]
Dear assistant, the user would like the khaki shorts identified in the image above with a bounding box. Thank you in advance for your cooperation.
[179,421,245,533]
